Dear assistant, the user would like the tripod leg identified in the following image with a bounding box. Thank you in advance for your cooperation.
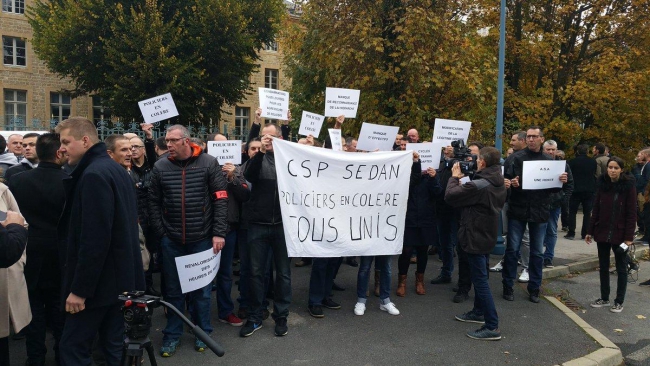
[145,343,158,366]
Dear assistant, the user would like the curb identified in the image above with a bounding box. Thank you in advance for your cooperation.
[545,296,623,366]
[542,247,649,280]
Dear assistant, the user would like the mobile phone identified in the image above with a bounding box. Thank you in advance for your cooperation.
[620,243,629,251]
[0,211,6,221]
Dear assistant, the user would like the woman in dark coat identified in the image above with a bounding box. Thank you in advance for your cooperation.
[396,160,442,297]
[585,156,636,313]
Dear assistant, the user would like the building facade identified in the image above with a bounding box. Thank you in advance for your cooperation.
[1,0,298,139]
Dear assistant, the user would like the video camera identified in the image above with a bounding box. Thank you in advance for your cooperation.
[443,139,478,178]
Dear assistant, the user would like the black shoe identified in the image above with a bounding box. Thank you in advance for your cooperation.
[274,318,288,336]
[430,275,452,284]
[332,282,346,291]
[639,279,650,286]
[146,286,161,296]
[543,259,554,268]
[308,305,324,318]
[563,234,575,240]
[529,289,540,303]
[239,321,263,337]
[346,258,359,267]
[455,310,485,324]
[295,259,312,267]
[561,227,568,232]
[428,247,438,255]
[322,298,341,309]
[262,309,270,320]
[453,291,470,303]
[502,285,514,301]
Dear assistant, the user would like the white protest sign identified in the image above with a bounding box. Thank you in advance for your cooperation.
[138,93,179,124]
[324,87,361,118]
[407,142,444,171]
[522,160,566,190]
[273,138,412,257]
[432,119,472,144]
[356,122,399,152]
[207,140,242,165]
[175,248,221,294]
[258,88,290,120]
[328,129,343,151]
[298,111,325,137]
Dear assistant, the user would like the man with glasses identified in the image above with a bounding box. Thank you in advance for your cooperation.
[149,125,229,357]
[502,127,568,303]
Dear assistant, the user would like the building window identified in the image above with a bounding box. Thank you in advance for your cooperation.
[265,40,278,52]
[3,36,26,66]
[4,89,27,125]
[264,69,278,89]
[92,95,112,122]
[50,92,71,123]
[2,0,25,14]
[235,107,250,140]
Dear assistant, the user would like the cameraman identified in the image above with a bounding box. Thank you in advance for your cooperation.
[445,147,507,340]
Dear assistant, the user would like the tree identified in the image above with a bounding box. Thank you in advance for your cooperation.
[283,0,499,142]
[28,0,285,122]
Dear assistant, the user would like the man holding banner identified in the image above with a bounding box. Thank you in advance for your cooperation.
[502,126,568,304]
[241,123,291,338]
[149,125,229,357]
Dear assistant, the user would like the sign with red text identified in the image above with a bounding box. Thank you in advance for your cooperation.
[138,93,179,123]
[273,138,411,257]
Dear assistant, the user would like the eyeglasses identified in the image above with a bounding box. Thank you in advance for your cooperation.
[165,138,183,144]
[130,145,145,149]
[526,135,541,139]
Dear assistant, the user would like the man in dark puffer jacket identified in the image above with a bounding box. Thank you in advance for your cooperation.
[149,124,228,357]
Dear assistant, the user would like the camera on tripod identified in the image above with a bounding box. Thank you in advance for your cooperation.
[443,139,478,177]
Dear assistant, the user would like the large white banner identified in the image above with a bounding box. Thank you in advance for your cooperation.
[174,248,221,294]
[273,138,412,257]
[522,160,566,190]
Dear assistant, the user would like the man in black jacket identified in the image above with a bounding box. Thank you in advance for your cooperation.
[446,147,507,340]
[502,127,568,303]
[241,122,291,338]
[9,133,68,366]
[55,117,145,365]
[566,144,597,240]
[149,124,229,357]
[4,132,40,183]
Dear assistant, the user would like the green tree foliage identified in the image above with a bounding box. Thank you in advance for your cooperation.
[283,0,498,142]
[28,0,285,122]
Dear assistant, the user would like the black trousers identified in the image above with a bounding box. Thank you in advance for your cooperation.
[597,242,628,304]
[26,284,65,365]
[456,245,472,293]
[59,302,124,366]
[568,191,595,237]
[0,337,9,366]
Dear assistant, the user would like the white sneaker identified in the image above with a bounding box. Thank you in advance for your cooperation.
[518,269,529,283]
[354,302,366,316]
[489,260,503,272]
[379,302,400,315]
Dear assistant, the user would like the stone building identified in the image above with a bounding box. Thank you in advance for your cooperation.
[1,0,299,138]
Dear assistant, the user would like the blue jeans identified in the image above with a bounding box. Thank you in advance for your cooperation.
[161,236,213,342]
[468,253,498,330]
[308,258,339,306]
[247,223,291,323]
[216,230,237,319]
[543,207,561,261]
[502,219,547,292]
[436,214,458,278]
[356,256,392,303]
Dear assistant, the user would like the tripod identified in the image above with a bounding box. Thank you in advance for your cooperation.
[118,292,224,366]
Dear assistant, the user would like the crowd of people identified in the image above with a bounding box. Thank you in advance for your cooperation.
[0,110,649,365]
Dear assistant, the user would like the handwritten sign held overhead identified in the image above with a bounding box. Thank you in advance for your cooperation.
[138,93,179,124]
[356,122,399,152]
[259,88,290,120]
[432,118,472,144]
[298,111,326,137]
[207,140,242,165]
[324,87,361,118]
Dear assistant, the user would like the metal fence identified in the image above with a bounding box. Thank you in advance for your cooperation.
[0,116,249,142]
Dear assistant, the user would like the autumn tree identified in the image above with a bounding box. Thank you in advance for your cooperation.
[28,0,285,122]
[283,0,499,142]
[467,0,650,160]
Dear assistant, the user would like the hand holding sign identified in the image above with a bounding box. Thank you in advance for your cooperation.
[213,236,225,254]
[511,176,520,188]
[222,163,235,180]
[412,151,420,162]
[559,172,568,183]
[427,167,436,178]
[140,123,154,139]
[255,107,262,124]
